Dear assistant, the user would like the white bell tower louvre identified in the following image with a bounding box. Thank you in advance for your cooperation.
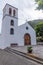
[2,4,18,47]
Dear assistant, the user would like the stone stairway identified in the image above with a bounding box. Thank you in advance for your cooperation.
[0,47,41,65]
[4,47,43,65]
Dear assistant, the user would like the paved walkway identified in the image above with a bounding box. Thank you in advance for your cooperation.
[11,45,43,59]
[0,49,40,65]
[33,45,43,59]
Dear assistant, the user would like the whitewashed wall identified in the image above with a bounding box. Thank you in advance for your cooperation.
[16,23,36,46]
[1,4,18,48]
[0,4,36,49]
[2,16,18,48]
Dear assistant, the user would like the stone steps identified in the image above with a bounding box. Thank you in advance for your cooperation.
[4,47,43,64]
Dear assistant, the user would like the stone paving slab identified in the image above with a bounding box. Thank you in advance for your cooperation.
[0,49,41,65]
[11,45,43,59]
[32,45,43,59]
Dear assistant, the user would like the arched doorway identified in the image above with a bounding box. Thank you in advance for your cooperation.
[24,33,31,45]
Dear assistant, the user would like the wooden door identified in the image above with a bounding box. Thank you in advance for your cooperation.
[24,33,31,45]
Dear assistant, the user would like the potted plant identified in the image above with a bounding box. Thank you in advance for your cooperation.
[27,46,32,53]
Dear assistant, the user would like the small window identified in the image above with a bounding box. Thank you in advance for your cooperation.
[11,20,14,26]
[13,10,15,16]
[9,8,12,15]
[26,26,28,30]
[10,28,14,34]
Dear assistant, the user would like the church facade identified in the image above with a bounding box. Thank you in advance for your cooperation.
[0,4,36,48]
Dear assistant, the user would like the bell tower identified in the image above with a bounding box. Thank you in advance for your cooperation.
[2,4,18,47]
[3,4,18,18]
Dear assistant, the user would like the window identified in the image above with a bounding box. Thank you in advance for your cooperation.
[13,10,15,16]
[9,8,12,15]
[11,20,14,26]
[10,28,14,34]
[26,26,28,30]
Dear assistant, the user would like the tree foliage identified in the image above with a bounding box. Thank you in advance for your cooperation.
[35,22,43,37]
[35,22,43,42]
[35,0,43,10]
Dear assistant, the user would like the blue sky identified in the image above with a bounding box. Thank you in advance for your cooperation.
[0,0,43,33]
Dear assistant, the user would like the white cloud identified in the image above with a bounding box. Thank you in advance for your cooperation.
[0,0,43,31]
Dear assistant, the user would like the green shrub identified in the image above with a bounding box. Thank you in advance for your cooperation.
[37,37,43,42]
[27,46,32,53]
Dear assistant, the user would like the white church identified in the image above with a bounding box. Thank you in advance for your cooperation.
[0,4,36,48]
